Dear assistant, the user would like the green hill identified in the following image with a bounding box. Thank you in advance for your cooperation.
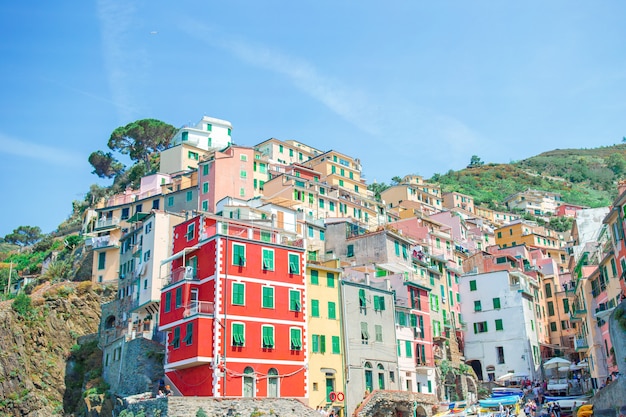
[430,144,626,210]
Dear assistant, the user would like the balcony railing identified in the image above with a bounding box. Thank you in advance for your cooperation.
[169,266,198,285]
[574,336,588,351]
[183,301,214,317]
[95,216,121,230]
[88,235,120,249]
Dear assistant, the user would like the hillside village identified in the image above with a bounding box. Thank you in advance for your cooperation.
[3,115,626,416]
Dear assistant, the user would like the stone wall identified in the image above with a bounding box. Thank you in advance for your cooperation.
[118,396,321,417]
[116,337,165,396]
[354,391,437,417]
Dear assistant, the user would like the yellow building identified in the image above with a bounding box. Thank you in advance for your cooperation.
[306,260,346,415]
[380,175,442,215]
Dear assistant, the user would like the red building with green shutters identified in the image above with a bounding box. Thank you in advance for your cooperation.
[158,214,307,397]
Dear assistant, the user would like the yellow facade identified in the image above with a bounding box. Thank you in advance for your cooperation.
[306,261,345,415]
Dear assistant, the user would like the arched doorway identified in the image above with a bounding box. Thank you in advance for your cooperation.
[364,362,373,394]
[377,364,385,389]
[243,367,255,397]
[267,368,279,397]
[468,359,483,381]
[415,405,427,417]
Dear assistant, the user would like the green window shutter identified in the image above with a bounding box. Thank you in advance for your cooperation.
[175,288,182,308]
[233,244,245,266]
[320,335,326,353]
[410,314,417,327]
[326,272,335,288]
[311,300,320,317]
[289,290,301,311]
[262,287,274,308]
[290,328,302,350]
[563,299,569,313]
[262,326,274,348]
[164,292,171,312]
[347,244,354,257]
[470,280,477,291]
[202,164,209,175]
[394,241,400,256]
[310,269,319,285]
[184,322,193,345]
[288,253,300,274]
[495,319,503,331]
[312,335,319,353]
[375,324,383,342]
[474,300,481,312]
[260,230,271,242]
[397,340,401,356]
[232,323,245,346]
[262,249,274,270]
[398,312,407,326]
[172,327,180,348]
[405,341,412,358]
[328,302,336,319]
[473,323,478,334]
[358,289,366,308]
[493,297,501,309]
[332,336,340,354]
[232,283,244,305]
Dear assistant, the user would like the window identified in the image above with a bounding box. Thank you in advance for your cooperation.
[262,286,274,309]
[359,289,367,311]
[473,321,488,333]
[563,299,570,314]
[311,300,320,317]
[175,287,182,308]
[474,300,482,312]
[310,270,319,285]
[288,253,300,274]
[202,164,209,175]
[240,170,247,178]
[550,322,557,332]
[167,196,174,206]
[332,336,340,354]
[98,252,106,270]
[545,283,552,298]
[186,223,195,241]
[262,326,274,349]
[186,190,193,201]
[262,249,274,271]
[405,340,412,358]
[290,328,302,350]
[347,244,354,257]
[326,272,335,288]
[289,290,301,312]
[493,297,501,309]
[201,200,208,211]
[495,319,503,331]
[469,280,477,291]
[328,302,336,319]
[233,244,246,266]
[232,323,245,347]
[202,182,209,193]
[164,291,171,312]
[171,327,180,348]
[548,301,555,316]
[184,322,193,346]
[312,335,320,353]
[374,295,386,311]
[496,346,505,364]
[121,207,129,220]
[375,325,383,342]
[230,282,245,306]
[144,222,152,234]
[360,322,369,344]
[144,250,151,262]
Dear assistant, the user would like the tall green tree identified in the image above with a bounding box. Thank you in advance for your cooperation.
[88,150,125,178]
[5,226,42,247]
[107,119,177,171]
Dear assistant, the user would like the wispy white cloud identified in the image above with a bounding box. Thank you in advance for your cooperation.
[180,20,382,134]
[0,132,85,167]
[97,0,140,121]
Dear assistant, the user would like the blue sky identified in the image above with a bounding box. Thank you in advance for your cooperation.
[1,1,625,237]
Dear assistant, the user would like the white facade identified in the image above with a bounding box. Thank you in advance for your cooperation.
[460,270,541,381]
[170,116,233,151]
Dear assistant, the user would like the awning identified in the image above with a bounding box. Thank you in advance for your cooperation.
[160,245,200,265]
[128,212,150,223]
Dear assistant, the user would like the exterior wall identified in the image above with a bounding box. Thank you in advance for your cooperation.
[159,215,307,398]
[160,143,209,174]
[341,281,399,416]
[306,262,345,414]
[443,192,475,213]
[170,116,233,151]
[460,270,540,381]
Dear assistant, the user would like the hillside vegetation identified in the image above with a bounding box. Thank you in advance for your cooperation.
[430,143,626,210]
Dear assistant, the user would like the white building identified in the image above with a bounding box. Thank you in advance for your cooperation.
[460,270,541,382]
[169,116,233,151]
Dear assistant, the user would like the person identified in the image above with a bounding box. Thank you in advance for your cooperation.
[499,402,504,413]
[553,402,561,417]
[164,385,172,396]
[156,390,166,398]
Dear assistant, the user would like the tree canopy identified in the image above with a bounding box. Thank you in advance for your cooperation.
[88,150,124,178]
[107,119,177,170]
[5,226,43,247]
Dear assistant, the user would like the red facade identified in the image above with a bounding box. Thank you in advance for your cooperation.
[159,215,307,397]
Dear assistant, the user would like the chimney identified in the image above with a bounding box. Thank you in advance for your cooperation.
[365,273,370,285]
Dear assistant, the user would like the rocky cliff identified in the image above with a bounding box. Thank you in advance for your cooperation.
[0,281,114,416]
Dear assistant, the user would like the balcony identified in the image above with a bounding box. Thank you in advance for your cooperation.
[169,266,198,285]
[574,336,588,352]
[183,301,215,317]
[90,235,120,250]
[209,221,304,249]
[95,216,121,231]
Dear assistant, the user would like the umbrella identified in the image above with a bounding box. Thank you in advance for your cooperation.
[496,372,515,381]
[544,357,571,369]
